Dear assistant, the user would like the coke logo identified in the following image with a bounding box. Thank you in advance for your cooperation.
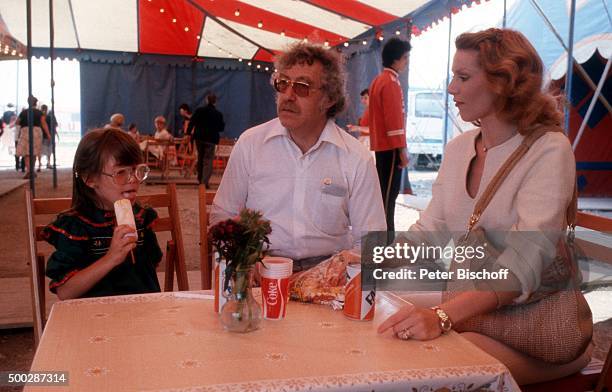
[266,280,278,306]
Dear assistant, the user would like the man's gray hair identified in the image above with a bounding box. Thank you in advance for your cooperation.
[274,42,346,118]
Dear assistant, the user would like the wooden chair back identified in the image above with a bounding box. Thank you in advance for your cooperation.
[175,136,197,178]
[25,183,188,345]
[576,212,612,232]
[198,184,216,289]
[213,138,235,177]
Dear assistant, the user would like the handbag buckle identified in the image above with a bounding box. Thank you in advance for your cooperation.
[464,213,481,240]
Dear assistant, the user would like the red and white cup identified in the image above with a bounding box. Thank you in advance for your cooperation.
[214,256,228,313]
[343,263,375,321]
[259,257,293,320]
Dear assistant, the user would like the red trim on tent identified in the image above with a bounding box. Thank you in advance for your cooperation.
[304,0,396,26]
[253,48,276,62]
[139,0,204,55]
[191,0,347,45]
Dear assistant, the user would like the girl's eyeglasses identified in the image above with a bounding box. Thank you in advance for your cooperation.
[273,77,321,97]
[102,164,150,185]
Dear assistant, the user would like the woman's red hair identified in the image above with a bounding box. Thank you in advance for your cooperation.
[455,28,563,134]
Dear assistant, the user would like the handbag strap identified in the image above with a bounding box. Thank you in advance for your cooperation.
[466,127,577,233]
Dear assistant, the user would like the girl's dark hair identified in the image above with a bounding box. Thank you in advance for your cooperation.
[72,128,143,215]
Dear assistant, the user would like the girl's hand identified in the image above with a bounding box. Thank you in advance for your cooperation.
[107,225,137,266]
[377,304,442,341]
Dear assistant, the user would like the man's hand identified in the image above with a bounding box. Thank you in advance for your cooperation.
[398,148,409,169]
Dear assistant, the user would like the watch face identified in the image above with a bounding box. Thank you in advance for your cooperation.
[441,319,452,332]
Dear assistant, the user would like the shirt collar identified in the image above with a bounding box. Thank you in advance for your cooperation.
[384,67,399,78]
[264,118,348,153]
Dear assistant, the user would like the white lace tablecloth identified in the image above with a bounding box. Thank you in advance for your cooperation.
[27,291,519,391]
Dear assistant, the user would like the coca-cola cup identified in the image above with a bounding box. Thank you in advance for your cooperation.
[259,257,293,320]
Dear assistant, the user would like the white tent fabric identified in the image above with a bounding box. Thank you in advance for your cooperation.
[0,0,437,61]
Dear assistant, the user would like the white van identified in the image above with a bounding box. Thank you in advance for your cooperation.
[405,90,468,169]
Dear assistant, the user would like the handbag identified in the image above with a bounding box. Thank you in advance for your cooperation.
[443,127,593,364]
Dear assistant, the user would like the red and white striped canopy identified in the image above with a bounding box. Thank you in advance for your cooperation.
[0,0,440,61]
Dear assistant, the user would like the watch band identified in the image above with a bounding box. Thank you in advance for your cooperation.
[431,306,452,333]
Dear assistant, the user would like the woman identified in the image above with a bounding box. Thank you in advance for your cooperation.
[377,28,591,385]
[16,96,50,178]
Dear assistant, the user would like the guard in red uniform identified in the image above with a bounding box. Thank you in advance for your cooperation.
[368,38,412,231]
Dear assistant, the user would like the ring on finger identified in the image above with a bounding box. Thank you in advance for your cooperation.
[396,328,412,340]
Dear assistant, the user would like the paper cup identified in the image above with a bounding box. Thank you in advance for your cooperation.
[343,263,375,321]
[260,257,293,320]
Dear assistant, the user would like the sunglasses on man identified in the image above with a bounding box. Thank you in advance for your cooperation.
[273,77,322,98]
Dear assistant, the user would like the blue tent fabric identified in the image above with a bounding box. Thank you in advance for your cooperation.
[506,0,611,68]
[80,61,277,138]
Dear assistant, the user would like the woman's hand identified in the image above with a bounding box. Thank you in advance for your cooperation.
[377,304,442,341]
[107,225,137,266]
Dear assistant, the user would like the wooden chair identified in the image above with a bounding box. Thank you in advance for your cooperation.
[142,138,173,179]
[198,184,216,289]
[213,138,235,178]
[576,211,612,232]
[175,136,197,178]
[522,345,612,392]
[25,183,189,345]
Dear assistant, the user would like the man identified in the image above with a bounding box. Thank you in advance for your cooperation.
[105,113,125,130]
[188,94,225,187]
[210,43,386,271]
[368,38,412,232]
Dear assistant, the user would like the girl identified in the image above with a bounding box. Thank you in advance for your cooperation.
[43,128,162,299]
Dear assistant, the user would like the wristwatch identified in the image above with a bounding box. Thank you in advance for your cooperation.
[431,306,453,333]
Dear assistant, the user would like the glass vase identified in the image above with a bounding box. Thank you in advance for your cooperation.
[220,266,262,333]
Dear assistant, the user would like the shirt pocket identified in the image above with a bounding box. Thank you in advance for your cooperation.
[312,181,349,236]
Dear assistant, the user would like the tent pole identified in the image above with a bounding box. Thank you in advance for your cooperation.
[15,61,19,112]
[564,0,577,135]
[572,56,612,151]
[503,0,507,28]
[443,10,452,148]
[50,0,57,188]
[529,0,612,114]
[26,0,35,195]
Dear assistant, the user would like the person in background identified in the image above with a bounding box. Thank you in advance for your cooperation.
[369,38,412,232]
[148,116,173,161]
[127,123,140,142]
[188,94,225,187]
[347,88,371,149]
[43,128,161,299]
[40,104,58,170]
[105,113,125,130]
[15,96,50,178]
[210,42,386,272]
[3,103,22,172]
[178,103,192,139]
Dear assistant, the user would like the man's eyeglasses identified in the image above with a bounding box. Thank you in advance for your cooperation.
[273,77,321,98]
[102,164,150,185]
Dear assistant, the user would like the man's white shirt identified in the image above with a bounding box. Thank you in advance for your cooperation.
[210,117,386,260]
